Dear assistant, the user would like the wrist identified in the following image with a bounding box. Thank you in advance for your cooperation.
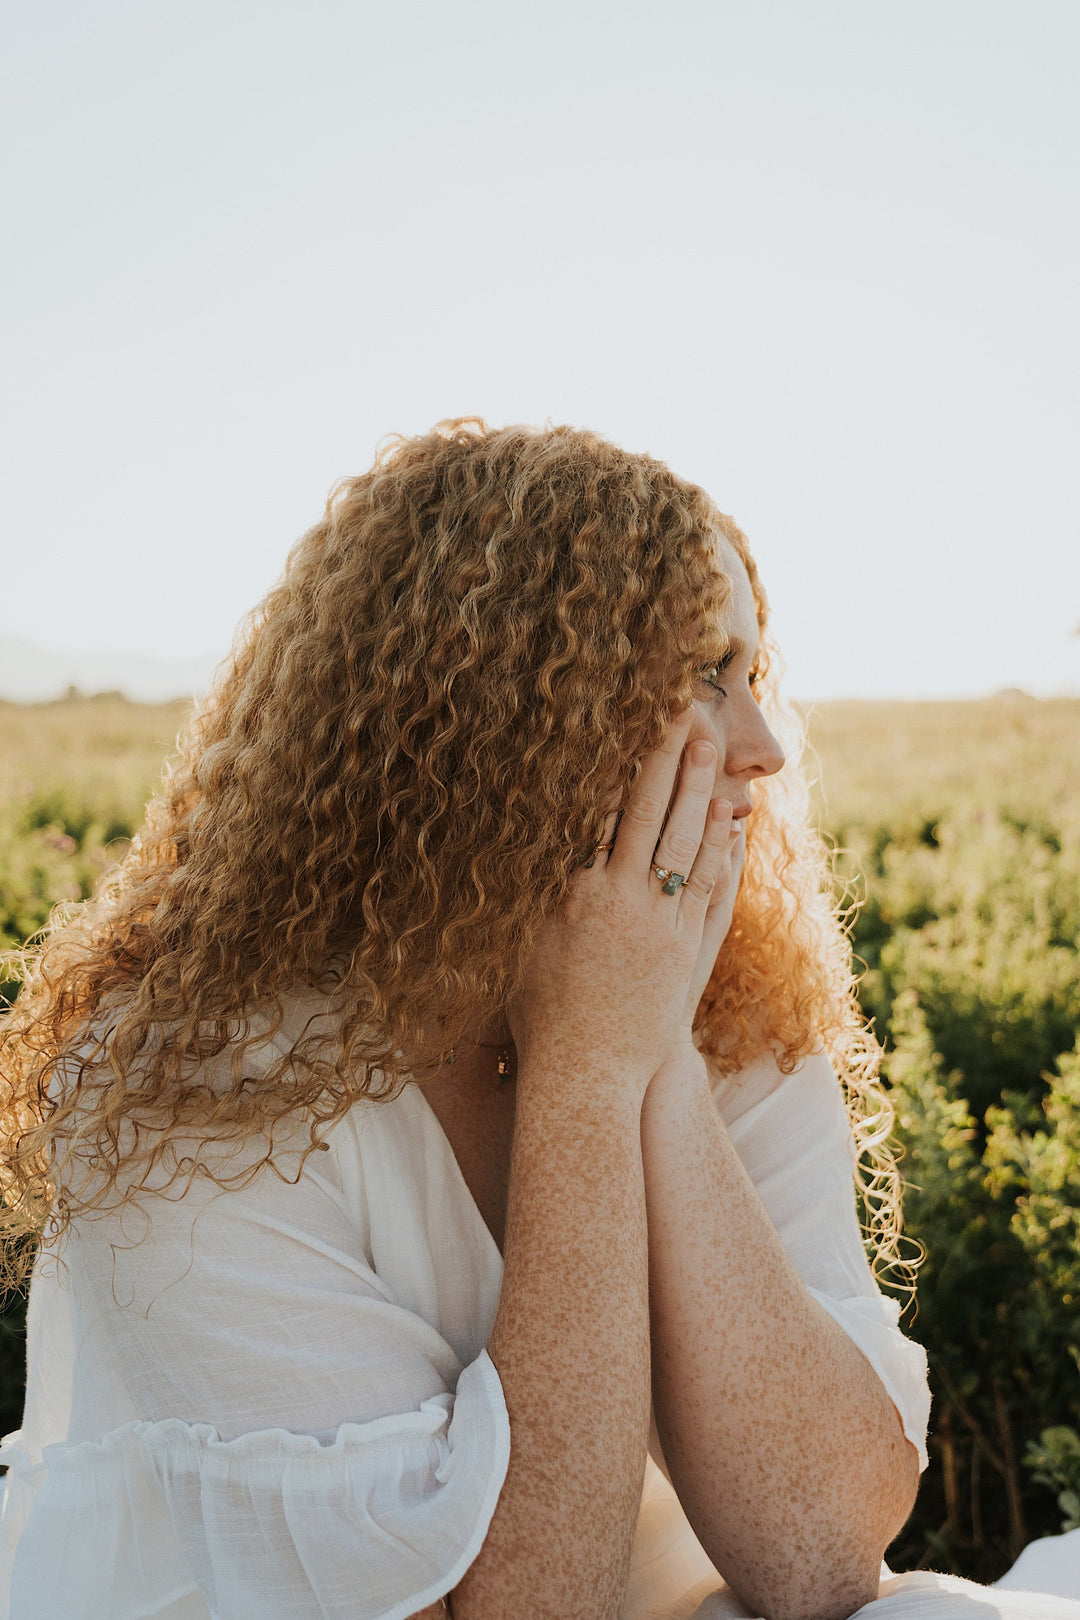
[645,1041,709,1105]
[514,1050,649,1120]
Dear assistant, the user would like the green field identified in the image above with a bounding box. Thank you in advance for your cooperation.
[1,693,1078,1581]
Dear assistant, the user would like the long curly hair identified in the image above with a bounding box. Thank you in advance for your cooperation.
[0,418,900,1279]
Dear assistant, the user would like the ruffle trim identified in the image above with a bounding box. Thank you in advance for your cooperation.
[2,1350,510,1620]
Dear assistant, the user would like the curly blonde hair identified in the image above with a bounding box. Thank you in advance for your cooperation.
[0,418,900,1278]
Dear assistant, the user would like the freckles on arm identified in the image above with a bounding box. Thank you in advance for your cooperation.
[642,1054,921,1620]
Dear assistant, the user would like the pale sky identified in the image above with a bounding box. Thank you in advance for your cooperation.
[4,0,1078,700]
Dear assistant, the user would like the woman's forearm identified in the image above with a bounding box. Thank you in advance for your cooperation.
[452,1053,652,1620]
[641,1050,919,1620]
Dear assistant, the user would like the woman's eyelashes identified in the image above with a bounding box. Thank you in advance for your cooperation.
[699,662,760,701]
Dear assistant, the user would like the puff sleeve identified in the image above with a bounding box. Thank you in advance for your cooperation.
[712,1048,931,1469]
[0,1109,510,1620]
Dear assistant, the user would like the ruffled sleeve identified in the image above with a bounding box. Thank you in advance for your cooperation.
[711,1047,931,1470]
[10,1356,507,1620]
[2,1105,511,1620]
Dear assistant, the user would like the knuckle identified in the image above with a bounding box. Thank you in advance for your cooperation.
[663,831,699,864]
[625,792,666,825]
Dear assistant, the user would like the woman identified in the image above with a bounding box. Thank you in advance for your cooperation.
[0,420,1072,1619]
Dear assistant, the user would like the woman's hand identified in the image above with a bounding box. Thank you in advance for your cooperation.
[507,708,734,1102]
[678,816,746,1039]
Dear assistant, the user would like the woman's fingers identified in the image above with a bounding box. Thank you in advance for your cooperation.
[608,707,695,875]
[649,738,718,888]
[517,715,737,1089]
[599,804,621,850]
[579,803,622,870]
[678,797,735,908]
[578,712,734,928]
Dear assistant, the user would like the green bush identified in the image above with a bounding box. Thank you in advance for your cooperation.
[881,994,1080,1577]
[818,700,1080,1581]
[1025,1428,1080,1534]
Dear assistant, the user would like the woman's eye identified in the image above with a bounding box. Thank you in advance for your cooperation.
[699,663,762,700]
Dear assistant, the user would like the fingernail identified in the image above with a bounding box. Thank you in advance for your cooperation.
[690,741,715,766]
[711,798,733,820]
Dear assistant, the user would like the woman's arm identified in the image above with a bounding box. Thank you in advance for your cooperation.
[450,713,735,1620]
[641,1046,920,1620]
[451,1070,651,1620]
[409,1086,650,1620]
[408,1082,651,1620]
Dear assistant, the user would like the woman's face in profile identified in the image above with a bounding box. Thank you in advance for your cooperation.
[686,537,786,815]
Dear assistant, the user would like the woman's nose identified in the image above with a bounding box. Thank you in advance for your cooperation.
[727,700,785,781]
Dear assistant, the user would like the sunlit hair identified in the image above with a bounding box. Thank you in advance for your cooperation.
[0,418,902,1282]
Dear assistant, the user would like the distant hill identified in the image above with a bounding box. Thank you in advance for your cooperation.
[0,638,221,703]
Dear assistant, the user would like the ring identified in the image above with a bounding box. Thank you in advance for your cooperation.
[581,839,616,869]
[651,863,687,896]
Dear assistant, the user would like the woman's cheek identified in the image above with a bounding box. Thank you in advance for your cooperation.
[688,698,726,766]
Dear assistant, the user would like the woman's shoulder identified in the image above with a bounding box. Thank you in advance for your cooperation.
[49,980,412,1214]
[56,978,354,1090]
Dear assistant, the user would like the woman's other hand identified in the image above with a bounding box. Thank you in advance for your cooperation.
[678,814,746,1039]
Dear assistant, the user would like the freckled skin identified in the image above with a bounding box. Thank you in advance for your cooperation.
[419,1048,918,1620]
[643,1051,920,1620]
[450,1068,653,1620]
[406,547,918,1619]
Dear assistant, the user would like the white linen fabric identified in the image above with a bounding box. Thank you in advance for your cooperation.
[0,995,1057,1619]
[996,1529,1080,1602]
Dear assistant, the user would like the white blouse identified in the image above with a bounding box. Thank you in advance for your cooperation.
[0,1001,931,1620]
